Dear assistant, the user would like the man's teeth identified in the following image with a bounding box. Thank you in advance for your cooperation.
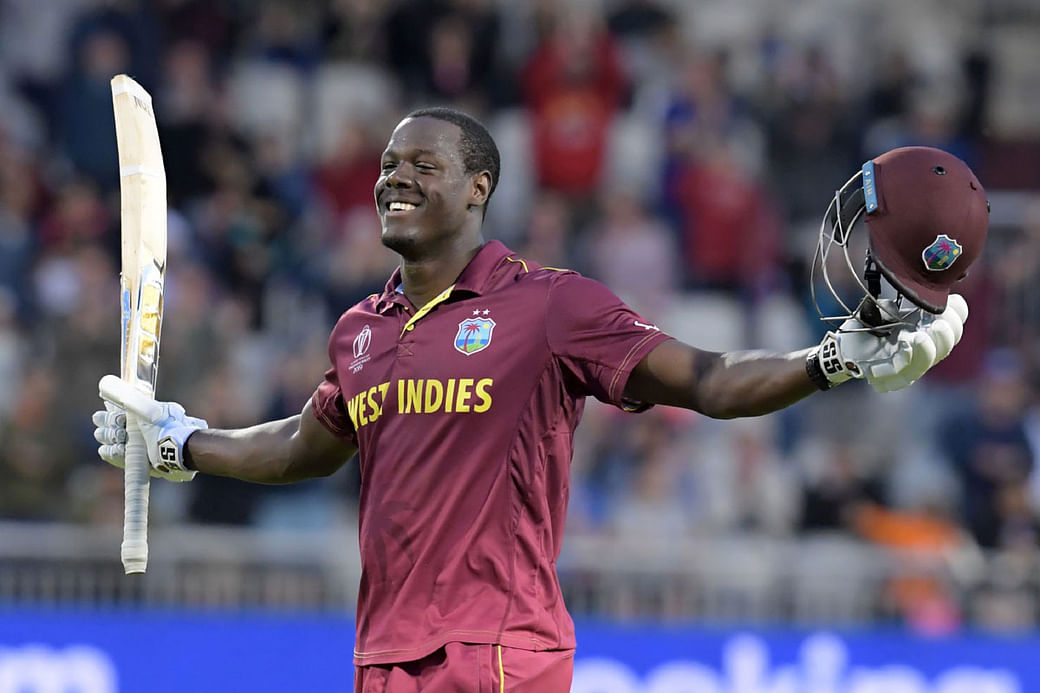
[389,202,417,212]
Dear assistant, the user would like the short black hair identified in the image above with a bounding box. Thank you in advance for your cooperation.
[405,107,500,214]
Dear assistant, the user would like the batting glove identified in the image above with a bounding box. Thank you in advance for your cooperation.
[812,294,968,394]
[922,293,968,363]
[93,401,129,468]
[868,293,968,393]
[95,375,207,482]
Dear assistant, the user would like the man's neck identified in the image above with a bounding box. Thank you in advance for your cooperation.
[399,237,484,309]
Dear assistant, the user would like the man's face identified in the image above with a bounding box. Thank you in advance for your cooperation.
[375,117,477,258]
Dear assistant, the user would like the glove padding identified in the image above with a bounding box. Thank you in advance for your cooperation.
[817,294,968,394]
[95,375,207,482]
[921,293,968,363]
[93,401,129,468]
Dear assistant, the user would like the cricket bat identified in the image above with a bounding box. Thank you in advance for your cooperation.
[110,74,167,575]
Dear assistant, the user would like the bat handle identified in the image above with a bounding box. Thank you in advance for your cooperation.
[99,374,164,422]
[122,413,150,574]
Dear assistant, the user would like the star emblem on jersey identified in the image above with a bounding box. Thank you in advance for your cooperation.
[454,317,496,355]
[921,234,962,272]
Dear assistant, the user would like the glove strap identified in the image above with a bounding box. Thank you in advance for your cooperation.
[818,331,861,382]
[805,349,832,391]
[154,426,197,476]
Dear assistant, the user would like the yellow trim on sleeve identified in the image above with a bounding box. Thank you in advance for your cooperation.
[399,284,455,337]
[497,644,505,693]
[504,256,529,273]
[505,255,574,274]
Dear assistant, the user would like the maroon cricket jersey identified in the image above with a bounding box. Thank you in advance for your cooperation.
[312,241,673,665]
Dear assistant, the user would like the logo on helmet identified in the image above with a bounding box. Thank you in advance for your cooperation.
[922,234,962,272]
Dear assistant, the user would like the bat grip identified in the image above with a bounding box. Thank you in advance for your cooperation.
[122,413,150,574]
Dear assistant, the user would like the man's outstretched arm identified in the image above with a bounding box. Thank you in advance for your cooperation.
[625,341,817,419]
[186,399,356,483]
[625,294,968,419]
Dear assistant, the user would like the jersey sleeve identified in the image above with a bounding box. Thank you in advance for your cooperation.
[311,329,359,444]
[546,272,673,410]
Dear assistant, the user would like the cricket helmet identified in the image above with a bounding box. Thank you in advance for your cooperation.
[812,146,989,329]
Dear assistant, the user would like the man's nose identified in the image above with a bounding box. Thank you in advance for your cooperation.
[386,164,413,187]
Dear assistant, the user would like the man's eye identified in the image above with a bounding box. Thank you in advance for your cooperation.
[381,162,396,172]
[416,163,436,171]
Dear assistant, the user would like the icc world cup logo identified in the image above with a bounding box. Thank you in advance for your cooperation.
[354,325,372,358]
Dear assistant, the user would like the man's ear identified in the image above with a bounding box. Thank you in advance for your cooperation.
[469,170,492,211]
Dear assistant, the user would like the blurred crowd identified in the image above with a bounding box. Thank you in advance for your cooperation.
[2,0,1040,629]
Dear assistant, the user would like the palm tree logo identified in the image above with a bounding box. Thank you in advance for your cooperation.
[462,322,481,350]
[454,318,496,355]
[922,234,962,271]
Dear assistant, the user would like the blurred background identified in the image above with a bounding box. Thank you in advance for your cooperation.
[2,0,1040,690]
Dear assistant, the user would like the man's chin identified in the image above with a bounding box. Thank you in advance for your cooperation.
[381,227,421,259]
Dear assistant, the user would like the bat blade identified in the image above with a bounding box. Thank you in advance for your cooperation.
[111,74,167,575]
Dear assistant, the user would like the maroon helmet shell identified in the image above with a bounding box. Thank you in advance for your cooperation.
[865,146,989,313]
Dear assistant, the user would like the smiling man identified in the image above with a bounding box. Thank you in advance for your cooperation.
[94,108,984,692]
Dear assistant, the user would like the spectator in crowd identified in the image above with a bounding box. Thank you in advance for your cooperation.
[605,0,679,91]
[319,206,400,313]
[662,50,756,181]
[941,351,1036,548]
[607,0,675,41]
[247,1,322,72]
[44,243,120,439]
[991,200,1040,348]
[312,120,384,225]
[852,497,965,633]
[522,6,627,202]
[763,44,859,235]
[159,39,222,207]
[0,292,25,418]
[157,0,241,56]
[863,49,919,124]
[661,49,764,228]
[608,424,692,541]
[514,189,573,270]
[385,0,504,108]
[671,140,783,296]
[583,188,681,314]
[598,411,694,538]
[186,364,270,526]
[321,0,391,64]
[57,27,132,189]
[35,178,111,251]
[0,141,41,324]
[968,482,1040,633]
[695,416,799,535]
[993,482,1040,551]
[0,366,77,520]
[799,440,885,533]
